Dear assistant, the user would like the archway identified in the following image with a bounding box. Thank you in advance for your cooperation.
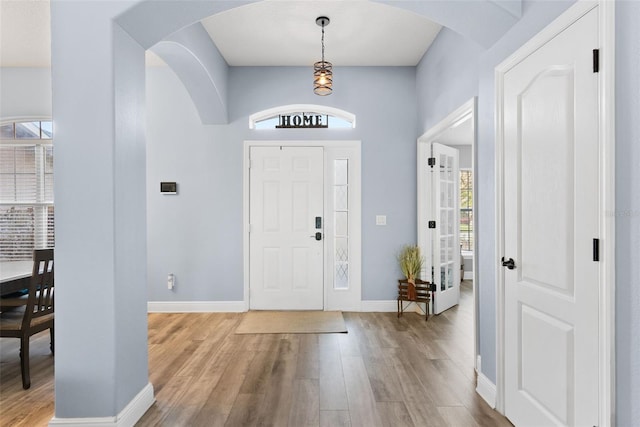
[50,1,521,422]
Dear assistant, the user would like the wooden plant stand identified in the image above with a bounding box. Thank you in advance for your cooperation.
[397,278,435,321]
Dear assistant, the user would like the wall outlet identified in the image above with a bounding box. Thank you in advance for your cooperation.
[376,215,387,226]
[168,273,175,290]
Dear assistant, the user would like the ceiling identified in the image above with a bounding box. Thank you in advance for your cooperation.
[1,0,441,68]
[436,114,474,146]
[0,0,51,67]
[201,1,441,66]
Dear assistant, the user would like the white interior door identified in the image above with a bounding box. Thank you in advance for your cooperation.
[428,143,460,314]
[249,146,324,310]
[502,7,599,426]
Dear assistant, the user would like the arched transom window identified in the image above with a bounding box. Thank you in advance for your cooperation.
[249,104,356,130]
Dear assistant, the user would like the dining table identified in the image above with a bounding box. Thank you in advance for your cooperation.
[0,261,33,297]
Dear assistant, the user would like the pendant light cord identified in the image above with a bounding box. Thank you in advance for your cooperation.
[321,23,325,63]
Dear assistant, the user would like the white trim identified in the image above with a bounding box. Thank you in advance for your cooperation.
[49,383,154,427]
[463,271,474,281]
[418,99,476,143]
[324,144,362,312]
[359,300,397,312]
[248,104,356,129]
[243,140,362,312]
[495,49,506,414]
[494,1,614,424]
[0,116,53,124]
[324,298,362,312]
[360,300,428,315]
[598,0,616,424]
[148,300,435,314]
[0,140,54,146]
[476,372,497,409]
[147,301,245,313]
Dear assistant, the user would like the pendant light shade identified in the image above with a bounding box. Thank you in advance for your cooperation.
[314,16,332,96]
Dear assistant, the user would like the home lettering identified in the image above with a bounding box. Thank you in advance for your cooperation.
[276,113,328,128]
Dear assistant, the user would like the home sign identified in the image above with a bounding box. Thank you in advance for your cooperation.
[276,113,328,128]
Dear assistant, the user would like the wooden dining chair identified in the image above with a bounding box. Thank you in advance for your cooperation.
[0,249,54,389]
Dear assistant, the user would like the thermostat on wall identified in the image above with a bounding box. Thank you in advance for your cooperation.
[160,182,177,195]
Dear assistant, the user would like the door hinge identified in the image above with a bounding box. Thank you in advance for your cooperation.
[593,238,600,262]
[593,49,600,73]
[428,157,436,168]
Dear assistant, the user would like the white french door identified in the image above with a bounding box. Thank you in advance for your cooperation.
[501,6,599,426]
[249,146,324,310]
[425,143,460,314]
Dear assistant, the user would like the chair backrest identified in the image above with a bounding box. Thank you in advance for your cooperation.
[22,249,54,329]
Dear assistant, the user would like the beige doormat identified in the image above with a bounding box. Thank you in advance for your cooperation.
[235,311,347,334]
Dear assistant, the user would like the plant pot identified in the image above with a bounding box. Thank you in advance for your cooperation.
[406,276,417,300]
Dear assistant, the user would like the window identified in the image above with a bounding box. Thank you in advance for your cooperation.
[460,169,473,252]
[0,120,54,261]
[249,104,356,129]
[334,159,349,289]
[254,114,353,129]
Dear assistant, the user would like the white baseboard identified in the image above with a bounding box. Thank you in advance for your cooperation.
[148,300,428,314]
[476,371,497,409]
[147,301,245,313]
[360,300,397,312]
[49,383,154,427]
[328,302,363,312]
[360,300,427,314]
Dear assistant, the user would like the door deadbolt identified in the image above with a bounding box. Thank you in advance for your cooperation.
[501,257,516,270]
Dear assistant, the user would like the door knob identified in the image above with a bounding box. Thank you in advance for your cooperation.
[309,232,322,241]
[501,257,516,270]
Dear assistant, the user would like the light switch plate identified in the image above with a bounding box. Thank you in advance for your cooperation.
[376,215,387,226]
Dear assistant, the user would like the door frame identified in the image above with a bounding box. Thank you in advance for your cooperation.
[243,140,362,312]
[494,1,615,424]
[418,97,478,364]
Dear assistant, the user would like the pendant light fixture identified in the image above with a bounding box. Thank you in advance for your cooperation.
[313,16,332,96]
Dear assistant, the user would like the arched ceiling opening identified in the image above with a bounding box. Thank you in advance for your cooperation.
[118,0,522,124]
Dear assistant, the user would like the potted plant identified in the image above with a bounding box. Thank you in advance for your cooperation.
[397,245,424,300]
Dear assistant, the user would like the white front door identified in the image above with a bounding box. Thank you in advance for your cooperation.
[249,146,324,310]
[502,7,599,426]
[427,143,460,314]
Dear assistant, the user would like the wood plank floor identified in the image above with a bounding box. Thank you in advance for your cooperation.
[0,282,512,426]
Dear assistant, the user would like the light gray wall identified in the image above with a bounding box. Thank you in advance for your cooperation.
[113,25,149,413]
[51,0,148,418]
[376,0,521,49]
[151,22,229,124]
[146,65,243,302]
[463,254,473,273]
[0,68,51,119]
[615,2,640,424]
[416,29,483,133]
[475,0,575,386]
[458,146,473,169]
[146,65,418,302]
[23,0,640,422]
[416,0,576,386]
[417,1,640,422]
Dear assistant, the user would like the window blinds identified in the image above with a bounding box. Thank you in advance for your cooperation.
[0,122,54,261]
